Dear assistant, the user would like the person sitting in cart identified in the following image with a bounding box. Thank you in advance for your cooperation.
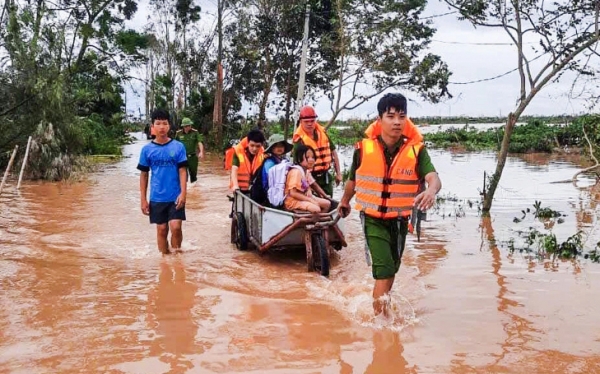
[250,133,292,205]
[230,129,266,194]
[284,144,331,213]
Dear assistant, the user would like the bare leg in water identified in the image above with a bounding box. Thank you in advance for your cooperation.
[169,219,183,253]
[156,224,170,254]
[373,277,395,317]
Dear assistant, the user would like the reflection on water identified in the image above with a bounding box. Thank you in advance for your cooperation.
[365,330,415,374]
[147,259,199,372]
[0,134,599,373]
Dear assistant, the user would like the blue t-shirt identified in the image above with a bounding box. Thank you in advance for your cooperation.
[261,156,285,190]
[137,139,188,202]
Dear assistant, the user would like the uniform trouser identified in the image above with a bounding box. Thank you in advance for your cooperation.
[187,155,198,182]
[313,171,334,197]
[361,214,409,279]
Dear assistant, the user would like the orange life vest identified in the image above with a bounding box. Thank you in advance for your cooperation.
[225,137,248,170]
[364,117,423,142]
[224,148,235,170]
[292,123,332,173]
[354,138,423,220]
[231,142,264,191]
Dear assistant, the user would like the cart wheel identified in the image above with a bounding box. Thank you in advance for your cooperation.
[230,214,237,244]
[233,212,249,250]
[305,232,315,272]
[312,233,330,277]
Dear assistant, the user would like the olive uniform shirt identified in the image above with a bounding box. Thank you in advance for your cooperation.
[175,129,203,156]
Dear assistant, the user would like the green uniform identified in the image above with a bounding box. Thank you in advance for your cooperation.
[175,129,203,183]
[348,136,437,279]
[293,133,337,196]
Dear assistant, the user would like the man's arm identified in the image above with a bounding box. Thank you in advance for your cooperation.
[331,149,342,185]
[137,148,150,215]
[197,141,205,159]
[310,181,328,198]
[140,171,150,215]
[414,172,441,211]
[176,166,187,209]
[338,180,355,218]
[413,147,440,211]
[337,147,360,217]
[231,165,240,190]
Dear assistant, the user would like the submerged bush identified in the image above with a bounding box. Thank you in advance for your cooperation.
[504,200,599,263]
[424,115,600,153]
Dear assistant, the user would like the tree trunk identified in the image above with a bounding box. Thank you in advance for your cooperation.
[283,55,294,140]
[183,27,188,107]
[258,51,274,130]
[326,0,346,130]
[213,0,224,145]
[258,85,271,130]
[29,0,44,55]
[213,62,223,135]
[325,110,343,130]
[482,111,520,212]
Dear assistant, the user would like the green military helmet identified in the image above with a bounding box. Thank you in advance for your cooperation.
[266,133,293,154]
[181,117,194,126]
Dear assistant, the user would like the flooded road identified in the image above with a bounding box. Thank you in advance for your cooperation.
[1,134,599,373]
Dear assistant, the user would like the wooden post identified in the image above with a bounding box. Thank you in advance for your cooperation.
[17,136,33,190]
[0,145,19,195]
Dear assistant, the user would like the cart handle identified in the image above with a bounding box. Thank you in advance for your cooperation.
[306,214,341,230]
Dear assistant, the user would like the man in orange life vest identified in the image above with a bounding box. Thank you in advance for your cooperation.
[338,93,442,317]
[230,129,266,193]
[293,106,342,197]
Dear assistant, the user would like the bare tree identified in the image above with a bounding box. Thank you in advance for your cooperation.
[324,0,451,129]
[445,0,600,213]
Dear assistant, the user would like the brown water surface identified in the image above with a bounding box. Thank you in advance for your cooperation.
[1,134,599,373]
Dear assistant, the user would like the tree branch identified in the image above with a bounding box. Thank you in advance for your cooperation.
[0,95,36,117]
[556,124,600,184]
[512,0,527,103]
[443,0,520,31]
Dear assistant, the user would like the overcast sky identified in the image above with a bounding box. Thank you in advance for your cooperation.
[124,0,597,120]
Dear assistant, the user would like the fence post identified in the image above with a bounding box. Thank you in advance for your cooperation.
[17,136,33,190]
[0,145,19,196]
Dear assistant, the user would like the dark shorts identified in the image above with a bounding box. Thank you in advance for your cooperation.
[149,201,186,224]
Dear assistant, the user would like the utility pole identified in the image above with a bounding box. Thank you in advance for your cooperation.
[293,2,310,133]
[213,0,224,144]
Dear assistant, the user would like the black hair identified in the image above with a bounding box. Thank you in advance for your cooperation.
[293,144,316,165]
[151,108,170,122]
[377,93,407,117]
[247,128,266,143]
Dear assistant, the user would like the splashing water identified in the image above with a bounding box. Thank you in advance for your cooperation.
[307,277,420,331]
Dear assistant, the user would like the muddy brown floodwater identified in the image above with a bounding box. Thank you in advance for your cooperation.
[1,133,600,373]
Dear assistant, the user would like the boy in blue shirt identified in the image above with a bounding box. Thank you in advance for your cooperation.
[137,109,188,254]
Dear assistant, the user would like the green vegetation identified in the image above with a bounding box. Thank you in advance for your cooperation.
[258,115,598,153]
[1,0,148,180]
[503,201,600,263]
[429,195,600,263]
[326,114,577,127]
[424,115,600,153]
[411,115,577,126]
